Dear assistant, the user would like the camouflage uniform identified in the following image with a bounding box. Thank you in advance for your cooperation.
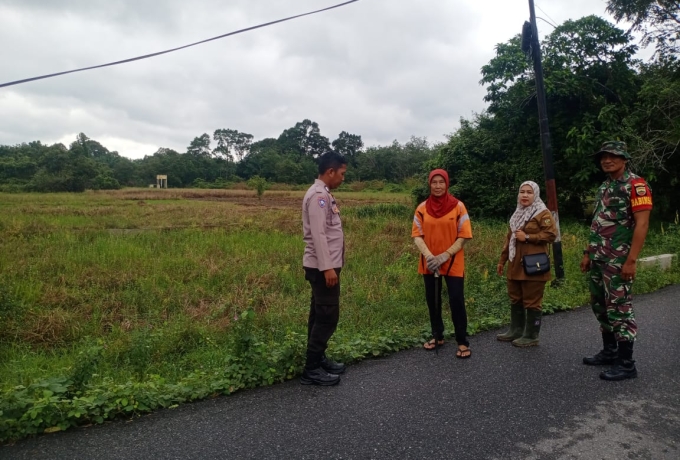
[587,143,653,342]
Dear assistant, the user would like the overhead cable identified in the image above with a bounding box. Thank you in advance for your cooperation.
[537,17,557,29]
[535,3,558,28]
[0,0,360,89]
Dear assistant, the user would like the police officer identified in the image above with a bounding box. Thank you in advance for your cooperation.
[300,151,348,386]
[581,141,652,381]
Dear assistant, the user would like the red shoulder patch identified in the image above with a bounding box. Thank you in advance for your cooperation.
[630,178,650,197]
[630,179,653,211]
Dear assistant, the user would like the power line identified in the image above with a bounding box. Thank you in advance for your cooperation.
[0,0,360,89]
[535,3,558,28]
[537,17,557,29]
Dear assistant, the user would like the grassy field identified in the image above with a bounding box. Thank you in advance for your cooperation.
[1,188,678,441]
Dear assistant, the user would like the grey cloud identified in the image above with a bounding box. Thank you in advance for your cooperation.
[0,0,621,158]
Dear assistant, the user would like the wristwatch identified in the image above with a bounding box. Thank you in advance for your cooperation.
[524,235,529,243]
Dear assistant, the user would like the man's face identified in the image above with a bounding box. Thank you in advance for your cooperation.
[327,165,347,189]
[599,152,627,177]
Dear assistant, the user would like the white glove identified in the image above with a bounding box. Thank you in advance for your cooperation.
[434,252,451,269]
[426,255,438,272]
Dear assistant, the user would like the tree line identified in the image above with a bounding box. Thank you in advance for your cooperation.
[0,124,436,192]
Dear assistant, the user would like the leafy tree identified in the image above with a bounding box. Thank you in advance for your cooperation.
[620,59,680,216]
[352,137,435,183]
[110,156,138,186]
[468,16,642,216]
[29,141,100,192]
[0,142,40,184]
[237,138,280,181]
[138,148,194,187]
[236,144,316,184]
[186,134,211,158]
[416,115,543,218]
[67,133,139,186]
[213,129,254,162]
[277,119,330,158]
[249,138,279,155]
[332,131,364,166]
[606,0,680,56]
[480,36,533,113]
[547,16,640,210]
[212,129,234,162]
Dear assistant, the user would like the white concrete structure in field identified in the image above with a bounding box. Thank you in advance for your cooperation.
[156,175,168,189]
[638,254,675,271]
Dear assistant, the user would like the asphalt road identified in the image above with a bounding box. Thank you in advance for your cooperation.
[3,285,679,460]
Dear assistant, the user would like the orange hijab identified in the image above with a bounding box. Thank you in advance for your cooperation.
[426,169,459,218]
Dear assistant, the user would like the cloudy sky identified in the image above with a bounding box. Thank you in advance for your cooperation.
[0,0,635,159]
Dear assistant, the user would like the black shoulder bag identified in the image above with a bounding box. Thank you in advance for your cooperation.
[521,211,551,276]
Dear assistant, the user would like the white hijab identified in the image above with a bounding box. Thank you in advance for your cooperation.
[508,181,548,262]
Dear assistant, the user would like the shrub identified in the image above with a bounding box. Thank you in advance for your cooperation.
[348,181,368,192]
[91,174,121,190]
[348,203,412,219]
[247,176,268,200]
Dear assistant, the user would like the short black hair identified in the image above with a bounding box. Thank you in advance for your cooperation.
[318,150,347,175]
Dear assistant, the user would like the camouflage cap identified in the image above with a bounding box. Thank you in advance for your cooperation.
[593,141,632,160]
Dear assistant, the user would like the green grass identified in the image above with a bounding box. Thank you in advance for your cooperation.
[0,189,678,441]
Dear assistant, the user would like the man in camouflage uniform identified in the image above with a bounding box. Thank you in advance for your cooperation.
[580,141,652,381]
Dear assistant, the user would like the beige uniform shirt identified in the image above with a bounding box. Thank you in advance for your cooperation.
[499,209,557,281]
[302,179,344,271]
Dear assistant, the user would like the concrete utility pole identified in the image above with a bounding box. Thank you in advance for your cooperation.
[525,0,565,280]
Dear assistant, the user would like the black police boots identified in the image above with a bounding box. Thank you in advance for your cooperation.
[583,331,618,365]
[321,355,346,374]
[600,340,637,381]
[300,367,340,386]
[300,352,341,386]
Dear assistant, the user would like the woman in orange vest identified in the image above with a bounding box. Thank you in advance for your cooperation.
[412,169,474,358]
[496,181,557,347]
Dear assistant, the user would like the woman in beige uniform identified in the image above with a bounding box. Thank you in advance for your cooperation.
[496,181,557,347]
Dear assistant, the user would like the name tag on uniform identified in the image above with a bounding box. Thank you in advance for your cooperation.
[330,195,339,214]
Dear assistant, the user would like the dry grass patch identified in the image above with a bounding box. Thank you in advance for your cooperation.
[20,308,84,347]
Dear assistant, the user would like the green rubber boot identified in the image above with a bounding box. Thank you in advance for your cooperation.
[512,309,542,347]
[496,303,525,342]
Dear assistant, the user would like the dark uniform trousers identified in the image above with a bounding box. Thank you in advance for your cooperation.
[304,267,341,369]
